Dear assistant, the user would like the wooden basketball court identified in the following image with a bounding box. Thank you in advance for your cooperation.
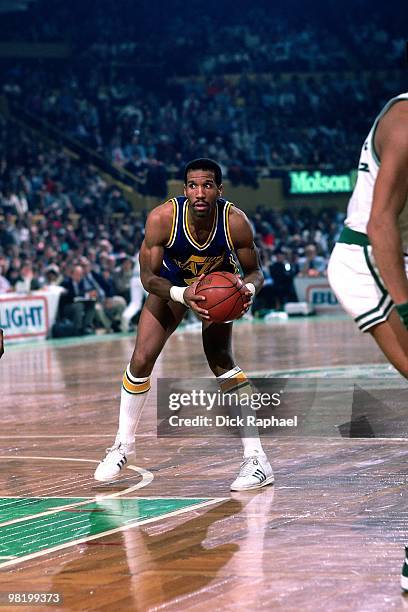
[0,316,407,611]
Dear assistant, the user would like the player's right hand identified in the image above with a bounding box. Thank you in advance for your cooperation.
[184,275,210,320]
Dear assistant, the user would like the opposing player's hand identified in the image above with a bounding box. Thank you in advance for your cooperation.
[184,275,210,320]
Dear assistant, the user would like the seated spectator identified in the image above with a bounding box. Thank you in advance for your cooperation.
[14,262,41,293]
[0,262,11,295]
[113,256,134,303]
[297,244,327,277]
[81,257,125,333]
[269,249,297,310]
[42,264,65,294]
[59,265,96,336]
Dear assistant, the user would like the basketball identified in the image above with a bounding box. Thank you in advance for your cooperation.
[195,271,247,323]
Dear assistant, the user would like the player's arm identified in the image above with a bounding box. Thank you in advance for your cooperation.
[367,102,408,325]
[0,328,3,359]
[140,203,208,316]
[229,208,264,311]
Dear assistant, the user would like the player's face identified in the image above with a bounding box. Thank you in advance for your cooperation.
[184,170,222,218]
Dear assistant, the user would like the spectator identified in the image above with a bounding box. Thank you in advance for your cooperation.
[14,262,41,293]
[298,244,327,277]
[269,249,297,310]
[59,265,96,336]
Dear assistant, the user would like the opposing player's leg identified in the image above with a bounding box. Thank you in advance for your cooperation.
[94,294,186,481]
[369,310,408,378]
[328,243,408,378]
[401,547,408,591]
[202,321,274,491]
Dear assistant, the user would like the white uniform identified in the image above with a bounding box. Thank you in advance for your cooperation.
[328,93,408,332]
[121,253,147,332]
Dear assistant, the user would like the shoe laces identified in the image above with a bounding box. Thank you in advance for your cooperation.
[105,442,124,456]
[239,456,260,476]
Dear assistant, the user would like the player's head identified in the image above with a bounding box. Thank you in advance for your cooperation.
[184,158,222,187]
[184,158,223,218]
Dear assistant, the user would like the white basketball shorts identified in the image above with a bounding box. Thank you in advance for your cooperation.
[328,242,407,332]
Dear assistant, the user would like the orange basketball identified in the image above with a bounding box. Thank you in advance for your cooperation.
[195,271,247,323]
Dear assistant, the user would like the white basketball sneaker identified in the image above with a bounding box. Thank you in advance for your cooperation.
[94,440,135,482]
[230,454,274,491]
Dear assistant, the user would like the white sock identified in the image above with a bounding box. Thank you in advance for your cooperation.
[217,366,266,459]
[117,365,150,446]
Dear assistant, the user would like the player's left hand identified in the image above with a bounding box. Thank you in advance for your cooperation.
[240,281,255,316]
[184,275,210,320]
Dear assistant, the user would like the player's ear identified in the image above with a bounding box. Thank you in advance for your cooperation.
[183,184,187,197]
[218,183,223,196]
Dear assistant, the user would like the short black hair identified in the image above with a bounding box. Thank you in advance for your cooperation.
[184,158,222,186]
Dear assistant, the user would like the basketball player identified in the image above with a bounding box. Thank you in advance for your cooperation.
[328,94,408,375]
[326,94,408,590]
[95,158,274,491]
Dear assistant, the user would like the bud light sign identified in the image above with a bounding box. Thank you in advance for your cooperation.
[0,296,49,339]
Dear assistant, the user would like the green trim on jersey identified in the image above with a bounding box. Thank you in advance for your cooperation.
[338,227,370,246]
[352,245,393,332]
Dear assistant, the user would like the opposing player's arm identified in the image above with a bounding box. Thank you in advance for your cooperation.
[139,203,176,300]
[367,102,408,314]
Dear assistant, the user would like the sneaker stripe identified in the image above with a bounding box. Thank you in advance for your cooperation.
[253,468,266,482]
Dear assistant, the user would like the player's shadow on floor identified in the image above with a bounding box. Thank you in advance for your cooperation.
[52,490,274,608]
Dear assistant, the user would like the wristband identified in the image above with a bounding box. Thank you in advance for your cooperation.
[245,283,256,297]
[170,285,188,306]
[396,302,408,329]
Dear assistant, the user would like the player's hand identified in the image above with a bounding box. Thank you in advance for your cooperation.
[240,281,255,316]
[0,328,4,359]
[240,288,253,316]
[184,275,210,320]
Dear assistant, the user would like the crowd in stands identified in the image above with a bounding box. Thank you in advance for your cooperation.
[0,115,147,334]
[0,114,343,331]
[2,0,406,74]
[3,64,405,190]
[1,0,406,191]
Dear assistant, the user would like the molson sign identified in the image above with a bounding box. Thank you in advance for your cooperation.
[287,170,357,195]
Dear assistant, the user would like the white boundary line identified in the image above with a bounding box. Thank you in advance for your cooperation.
[0,496,212,500]
[248,363,399,377]
[0,435,116,439]
[0,497,225,571]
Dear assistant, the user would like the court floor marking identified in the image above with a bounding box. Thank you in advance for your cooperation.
[0,435,122,438]
[0,498,225,571]
[0,456,225,571]
[248,363,399,377]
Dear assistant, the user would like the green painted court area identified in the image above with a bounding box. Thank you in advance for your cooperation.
[0,497,209,561]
